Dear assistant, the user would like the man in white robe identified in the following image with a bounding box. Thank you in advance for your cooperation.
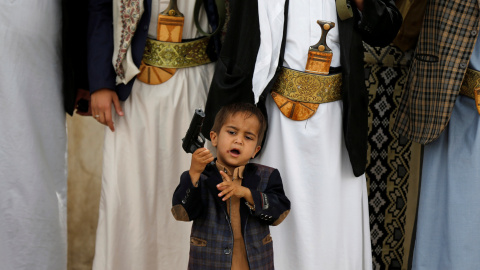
[87,0,223,268]
[203,0,402,269]
[0,1,67,269]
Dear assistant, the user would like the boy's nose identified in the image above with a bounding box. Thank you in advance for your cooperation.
[234,137,243,145]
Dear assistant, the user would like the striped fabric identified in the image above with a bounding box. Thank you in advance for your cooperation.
[394,0,480,144]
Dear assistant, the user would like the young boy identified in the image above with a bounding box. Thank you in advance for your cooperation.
[172,103,290,270]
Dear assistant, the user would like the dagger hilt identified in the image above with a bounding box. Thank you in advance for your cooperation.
[161,0,184,17]
[309,20,335,53]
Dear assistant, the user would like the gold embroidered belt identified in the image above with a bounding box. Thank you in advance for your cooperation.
[459,68,480,114]
[142,36,212,69]
[271,67,342,121]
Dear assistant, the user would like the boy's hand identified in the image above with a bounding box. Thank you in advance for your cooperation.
[189,148,214,186]
[217,171,254,205]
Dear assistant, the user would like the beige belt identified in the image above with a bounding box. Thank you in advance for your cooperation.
[459,68,480,114]
[142,36,212,69]
[271,67,342,121]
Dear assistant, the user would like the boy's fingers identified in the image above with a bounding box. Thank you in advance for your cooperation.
[197,148,207,154]
[217,181,232,190]
[202,157,214,164]
[216,183,227,191]
[200,153,213,161]
[222,191,234,201]
[218,186,234,196]
[196,149,212,158]
[193,148,206,155]
[219,171,231,181]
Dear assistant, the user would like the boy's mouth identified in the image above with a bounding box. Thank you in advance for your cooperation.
[229,149,240,157]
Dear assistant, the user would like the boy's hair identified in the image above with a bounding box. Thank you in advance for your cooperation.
[211,103,267,146]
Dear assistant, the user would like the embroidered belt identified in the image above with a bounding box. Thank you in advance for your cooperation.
[271,67,342,121]
[459,68,480,114]
[142,36,212,69]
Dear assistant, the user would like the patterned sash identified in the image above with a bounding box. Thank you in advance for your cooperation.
[113,0,144,83]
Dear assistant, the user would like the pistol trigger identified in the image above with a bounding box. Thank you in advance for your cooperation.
[198,133,206,146]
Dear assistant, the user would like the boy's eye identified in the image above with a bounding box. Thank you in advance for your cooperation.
[245,136,253,140]
[227,130,236,135]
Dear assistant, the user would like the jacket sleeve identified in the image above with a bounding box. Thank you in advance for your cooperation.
[249,169,291,226]
[171,171,205,221]
[87,0,117,94]
[355,0,403,47]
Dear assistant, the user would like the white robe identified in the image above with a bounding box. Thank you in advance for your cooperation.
[253,1,372,269]
[0,0,67,269]
[92,1,214,269]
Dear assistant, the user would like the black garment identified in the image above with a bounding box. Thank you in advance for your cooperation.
[203,0,262,137]
[62,0,89,115]
[203,0,402,176]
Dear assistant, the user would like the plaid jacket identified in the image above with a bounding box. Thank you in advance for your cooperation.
[394,0,480,144]
[172,163,290,270]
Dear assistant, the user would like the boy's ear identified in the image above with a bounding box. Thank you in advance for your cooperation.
[210,131,218,147]
[251,145,261,158]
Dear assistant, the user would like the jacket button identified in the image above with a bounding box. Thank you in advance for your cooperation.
[460,62,467,69]
[143,25,148,31]
[471,30,478,37]
[224,248,231,255]
[181,199,186,204]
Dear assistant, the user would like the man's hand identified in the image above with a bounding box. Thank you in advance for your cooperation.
[91,88,124,132]
[217,171,254,205]
[189,148,214,186]
[353,0,364,11]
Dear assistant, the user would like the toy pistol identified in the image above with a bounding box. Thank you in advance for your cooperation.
[182,109,207,154]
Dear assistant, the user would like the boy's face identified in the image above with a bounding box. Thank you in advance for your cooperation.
[210,112,262,171]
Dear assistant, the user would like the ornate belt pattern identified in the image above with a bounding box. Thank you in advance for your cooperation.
[271,67,342,121]
[142,36,212,69]
[459,68,480,114]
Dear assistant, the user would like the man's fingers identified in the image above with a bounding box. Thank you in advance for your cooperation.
[92,109,101,121]
[90,89,122,128]
[96,113,106,126]
[112,94,124,116]
[104,109,115,132]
